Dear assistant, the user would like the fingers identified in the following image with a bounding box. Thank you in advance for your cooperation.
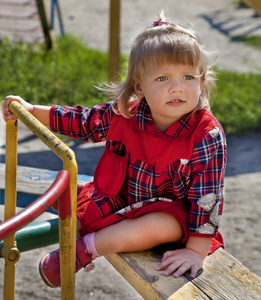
[1,96,18,122]
[156,249,203,279]
[161,250,175,262]
[190,265,198,279]
[157,254,190,277]
[1,95,32,122]
[156,250,176,272]
[157,258,198,278]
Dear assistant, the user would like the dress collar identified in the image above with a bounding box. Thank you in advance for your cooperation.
[135,98,202,139]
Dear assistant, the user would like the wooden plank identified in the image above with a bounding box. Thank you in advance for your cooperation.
[169,283,209,300]
[169,248,261,299]
[199,248,261,299]
[0,163,93,195]
[0,163,56,195]
[242,0,261,16]
[105,251,188,300]
[106,248,261,300]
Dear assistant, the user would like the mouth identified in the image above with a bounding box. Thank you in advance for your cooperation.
[167,99,185,104]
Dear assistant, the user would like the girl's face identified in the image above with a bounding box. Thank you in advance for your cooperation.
[133,63,202,131]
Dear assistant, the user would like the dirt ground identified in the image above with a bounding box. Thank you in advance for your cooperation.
[0,0,261,299]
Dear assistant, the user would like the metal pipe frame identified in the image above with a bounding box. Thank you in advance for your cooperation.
[3,120,18,300]
[3,101,78,300]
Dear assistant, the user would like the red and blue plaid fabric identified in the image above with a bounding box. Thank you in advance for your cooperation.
[50,100,227,237]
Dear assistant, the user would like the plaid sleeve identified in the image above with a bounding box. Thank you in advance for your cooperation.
[188,127,227,237]
[49,101,115,142]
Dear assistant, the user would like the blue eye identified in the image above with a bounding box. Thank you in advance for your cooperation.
[157,76,167,81]
[184,75,193,80]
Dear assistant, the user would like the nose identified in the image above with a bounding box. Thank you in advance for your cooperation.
[168,79,183,93]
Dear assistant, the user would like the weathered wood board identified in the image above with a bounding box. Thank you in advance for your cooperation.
[106,248,261,300]
[0,163,92,195]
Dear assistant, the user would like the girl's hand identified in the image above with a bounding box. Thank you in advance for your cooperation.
[1,95,33,122]
[156,248,204,279]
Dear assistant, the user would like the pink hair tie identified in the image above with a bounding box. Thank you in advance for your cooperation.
[152,20,170,26]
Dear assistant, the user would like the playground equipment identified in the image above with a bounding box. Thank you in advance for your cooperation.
[109,0,120,83]
[0,170,70,299]
[0,101,78,300]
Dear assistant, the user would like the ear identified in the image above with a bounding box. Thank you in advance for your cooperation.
[132,78,144,99]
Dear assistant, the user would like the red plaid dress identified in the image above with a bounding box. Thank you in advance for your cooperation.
[50,99,227,253]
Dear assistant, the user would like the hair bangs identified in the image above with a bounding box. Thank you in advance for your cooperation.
[134,33,203,80]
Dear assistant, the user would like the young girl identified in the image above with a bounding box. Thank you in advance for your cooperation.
[2,12,226,288]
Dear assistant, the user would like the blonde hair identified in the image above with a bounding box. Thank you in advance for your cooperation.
[109,12,217,118]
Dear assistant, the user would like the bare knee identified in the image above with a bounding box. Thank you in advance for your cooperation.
[145,211,184,243]
[123,211,184,247]
[94,211,184,254]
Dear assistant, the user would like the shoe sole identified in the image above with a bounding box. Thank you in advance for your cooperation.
[38,254,60,288]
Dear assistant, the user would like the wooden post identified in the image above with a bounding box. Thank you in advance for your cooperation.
[241,0,261,16]
[108,0,120,83]
[36,0,54,49]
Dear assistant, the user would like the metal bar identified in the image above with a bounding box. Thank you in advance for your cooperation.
[50,0,65,35]
[0,219,59,253]
[36,0,53,49]
[55,0,65,35]
[8,101,77,300]
[59,179,74,299]
[51,0,55,29]
[3,120,18,300]
[0,171,69,242]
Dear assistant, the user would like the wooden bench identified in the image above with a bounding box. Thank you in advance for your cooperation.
[1,163,261,299]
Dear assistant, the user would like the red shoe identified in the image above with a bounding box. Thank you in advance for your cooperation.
[39,236,94,288]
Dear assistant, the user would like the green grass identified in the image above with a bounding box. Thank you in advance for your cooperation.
[236,35,261,49]
[0,34,261,135]
[0,34,109,108]
[212,69,261,134]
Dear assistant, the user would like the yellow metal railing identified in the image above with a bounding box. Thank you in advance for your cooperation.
[3,101,78,300]
[3,120,19,300]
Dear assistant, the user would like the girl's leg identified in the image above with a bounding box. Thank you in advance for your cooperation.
[94,211,184,255]
[39,211,184,288]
